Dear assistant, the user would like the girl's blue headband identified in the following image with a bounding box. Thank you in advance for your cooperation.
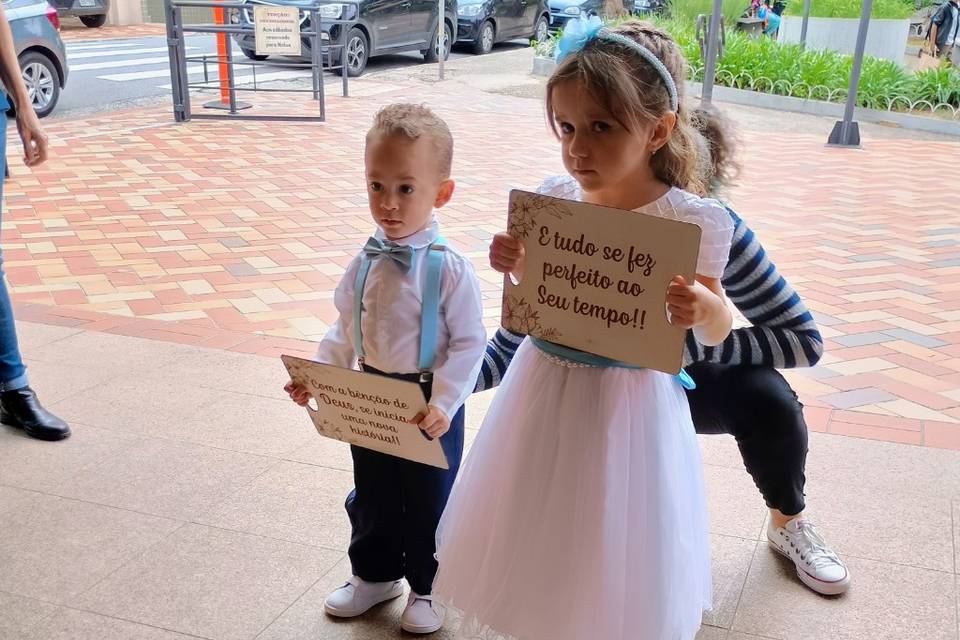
[554,15,679,113]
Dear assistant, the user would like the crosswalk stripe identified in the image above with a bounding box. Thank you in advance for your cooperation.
[69,46,196,60]
[100,68,191,81]
[99,64,231,81]
[99,57,289,82]
[71,56,174,71]
[159,69,313,89]
[64,40,149,52]
[66,42,138,52]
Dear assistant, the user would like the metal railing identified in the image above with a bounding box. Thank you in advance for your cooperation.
[164,0,358,122]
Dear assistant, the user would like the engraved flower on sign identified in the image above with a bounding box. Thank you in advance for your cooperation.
[517,305,541,335]
[502,295,561,341]
[317,418,336,436]
[539,327,562,342]
[508,194,572,240]
[502,296,524,328]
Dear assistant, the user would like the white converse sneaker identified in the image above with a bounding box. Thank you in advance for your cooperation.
[400,592,446,634]
[323,576,404,617]
[767,518,851,595]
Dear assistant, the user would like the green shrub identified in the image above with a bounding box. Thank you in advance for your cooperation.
[667,0,749,27]
[910,66,960,107]
[783,0,914,19]
[530,16,959,113]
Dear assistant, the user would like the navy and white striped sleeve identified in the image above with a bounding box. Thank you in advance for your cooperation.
[474,328,525,392]
[684,209,824,369]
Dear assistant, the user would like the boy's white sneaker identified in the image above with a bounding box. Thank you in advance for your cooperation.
[323,576,404,617]
[400,592,446,634]
[767,517,851,595]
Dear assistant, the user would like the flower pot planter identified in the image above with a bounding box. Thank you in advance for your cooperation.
[533,55,557,77]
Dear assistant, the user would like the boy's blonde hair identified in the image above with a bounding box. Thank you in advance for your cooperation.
[367,103,454,179]
[546,20,706,195]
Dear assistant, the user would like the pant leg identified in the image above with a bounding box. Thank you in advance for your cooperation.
[345,444,405,583]
[685,362,808,516]
[0,121,28,391]
[401,405,465,595]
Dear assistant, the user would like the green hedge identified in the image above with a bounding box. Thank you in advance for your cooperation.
[680,27,960,110]
[533,21,960,113]
[782,0,914,19]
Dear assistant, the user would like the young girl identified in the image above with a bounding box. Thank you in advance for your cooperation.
[432,17,735,640]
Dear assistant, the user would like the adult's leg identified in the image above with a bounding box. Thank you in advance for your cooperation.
[685,362,850,594]
[0,121,70,441]
[685,362,807,516]
[0,122,27,391]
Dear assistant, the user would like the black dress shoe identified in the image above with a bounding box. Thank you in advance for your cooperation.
[0,386,71,441]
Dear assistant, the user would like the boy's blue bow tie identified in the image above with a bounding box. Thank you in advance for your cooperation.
[363,237,414,273]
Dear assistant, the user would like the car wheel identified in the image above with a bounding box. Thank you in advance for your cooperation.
[241,47,268,61]
[19,52,60,119]
[80,14,107,27]
[472,21,495,55]
[338,27,368,77]
[532,14,549,42]
[424,21,452,62]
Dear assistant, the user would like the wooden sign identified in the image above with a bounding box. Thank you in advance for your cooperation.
[254,5,302,57]
[502,190,701,374]
[281,355,449,470]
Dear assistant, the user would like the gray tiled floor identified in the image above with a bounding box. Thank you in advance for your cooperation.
[1,321,958,640]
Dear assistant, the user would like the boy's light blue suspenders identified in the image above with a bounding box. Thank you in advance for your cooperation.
[352,239,447,382]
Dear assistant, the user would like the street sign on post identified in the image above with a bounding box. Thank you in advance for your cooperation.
[827,0,871,147]
[254,5,302,56]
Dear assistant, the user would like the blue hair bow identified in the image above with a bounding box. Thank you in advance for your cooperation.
[554,15,604,62]
[551,13,680,111]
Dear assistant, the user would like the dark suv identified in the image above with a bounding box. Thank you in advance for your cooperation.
[231,0,457,76]
[49,0,110,27]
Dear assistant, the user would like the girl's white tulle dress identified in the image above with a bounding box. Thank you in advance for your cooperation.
[433,176,735,640]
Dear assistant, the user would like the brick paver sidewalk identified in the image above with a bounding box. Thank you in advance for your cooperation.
[4,71,960,449]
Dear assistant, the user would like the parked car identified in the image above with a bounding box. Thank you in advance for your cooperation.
[456,0,549,55]
[230,0,457,77]
[632,0,665,15]
[3,0,69,118]
[48,0,110,27]
[547,0,602,32]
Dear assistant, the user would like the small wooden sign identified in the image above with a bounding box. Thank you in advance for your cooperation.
[254,5,302,57]
[282,355,448,470]
[502,190,701,374]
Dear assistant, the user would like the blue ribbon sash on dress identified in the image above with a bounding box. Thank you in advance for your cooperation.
[530,337,696,390]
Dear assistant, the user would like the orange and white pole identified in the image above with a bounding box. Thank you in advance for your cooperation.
[213,2,230,105]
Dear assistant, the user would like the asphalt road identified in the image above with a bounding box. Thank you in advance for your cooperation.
[50,32,524,120]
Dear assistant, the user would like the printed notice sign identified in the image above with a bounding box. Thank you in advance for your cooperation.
[501,190,701,374]
[254,5,302,56]
[282,355,449,469]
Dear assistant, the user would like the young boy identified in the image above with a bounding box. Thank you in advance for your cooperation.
[285,103,486,634]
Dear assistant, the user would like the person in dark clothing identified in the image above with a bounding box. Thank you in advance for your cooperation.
[929,0,960,59]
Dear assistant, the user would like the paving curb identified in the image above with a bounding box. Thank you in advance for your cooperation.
[688,82,960,138]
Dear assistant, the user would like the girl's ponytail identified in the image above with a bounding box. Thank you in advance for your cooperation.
[690,103,741,195]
